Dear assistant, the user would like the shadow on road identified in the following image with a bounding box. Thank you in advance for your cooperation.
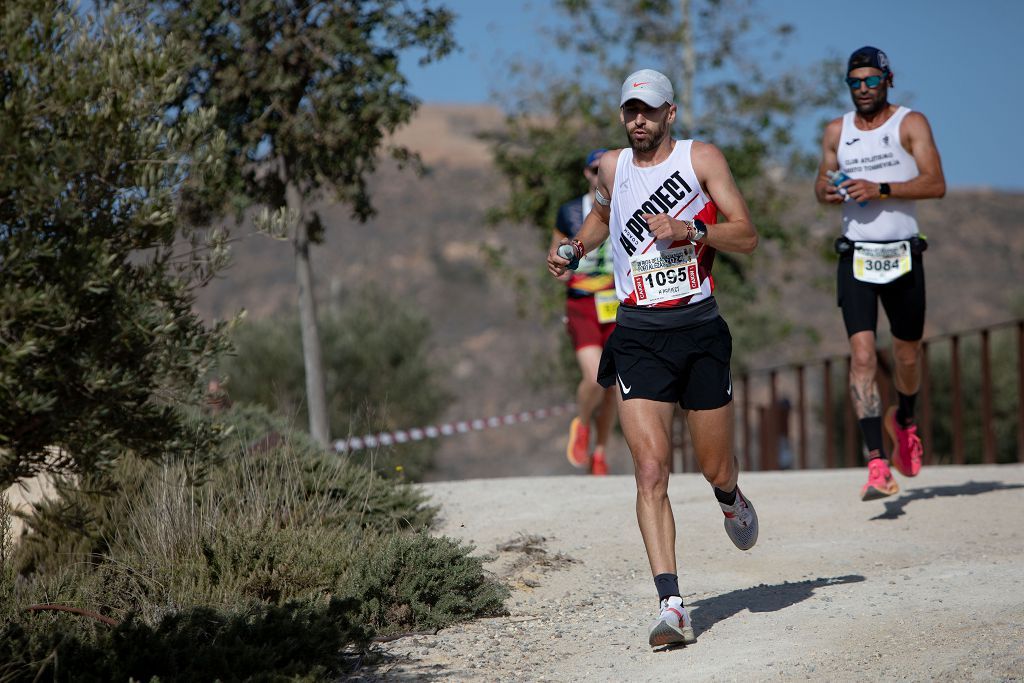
[688,574,865,638]
[870,480,1024,521]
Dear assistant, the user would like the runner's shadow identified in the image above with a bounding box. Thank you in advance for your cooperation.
[871,480,1024,521]
[687,574,865,638]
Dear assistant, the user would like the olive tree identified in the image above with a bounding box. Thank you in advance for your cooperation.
[0,2,231,485]
[149,0,455,446]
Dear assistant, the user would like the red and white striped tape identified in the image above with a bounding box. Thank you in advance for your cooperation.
[333,402,576,453]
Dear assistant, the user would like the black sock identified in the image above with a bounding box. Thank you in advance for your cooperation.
[859,417,885,460]
[896,392,917,426]
[654,573,680,602]
[714,486,737,506]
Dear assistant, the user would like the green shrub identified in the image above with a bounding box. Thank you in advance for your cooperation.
[0,598,367,682]
[345,532,509,636]
[221,289,450,479]
[13,405,435,586]
[2,404,507,680]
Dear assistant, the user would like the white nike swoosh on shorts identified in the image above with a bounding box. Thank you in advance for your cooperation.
[617,374,631,395]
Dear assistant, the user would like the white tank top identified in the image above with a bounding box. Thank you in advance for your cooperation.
[609,140,718,308]
[837,106,920,241]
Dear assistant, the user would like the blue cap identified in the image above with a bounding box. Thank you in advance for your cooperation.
[848,46,891,75]
[585,149,606,168]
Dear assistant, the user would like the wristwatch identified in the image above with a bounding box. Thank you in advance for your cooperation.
[692,219,707,242]
[878,182,891,199]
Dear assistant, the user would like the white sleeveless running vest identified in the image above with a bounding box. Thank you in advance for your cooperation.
[837,106,920,241]
[608,140,718,308]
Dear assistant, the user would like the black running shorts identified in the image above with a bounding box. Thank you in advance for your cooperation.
[837,254,926,341]
[597,316,733,410]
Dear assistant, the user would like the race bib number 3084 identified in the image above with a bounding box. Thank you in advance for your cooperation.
[630,245,701,306]
[852,240,912,284]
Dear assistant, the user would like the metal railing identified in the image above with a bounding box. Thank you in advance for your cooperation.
[670,319,1024,471]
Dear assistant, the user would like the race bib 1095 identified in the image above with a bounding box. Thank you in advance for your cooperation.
[629,244,701,306]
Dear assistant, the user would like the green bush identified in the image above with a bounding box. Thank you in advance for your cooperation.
[345,532,508,636]
[221,289,450,479]
[0,599,368,682]
[0,2,231,488]
[13,405,435,586]
[1,405,506,680]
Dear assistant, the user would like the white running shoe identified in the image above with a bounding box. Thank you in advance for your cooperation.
[648,596,696,647]
[720,487,758,551]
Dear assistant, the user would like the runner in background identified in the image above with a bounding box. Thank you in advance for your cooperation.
[815,46,946,501]
[552,149,618,476]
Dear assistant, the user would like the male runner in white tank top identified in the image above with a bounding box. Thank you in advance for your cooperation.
[815,46,946,501]
[547,68,760,649]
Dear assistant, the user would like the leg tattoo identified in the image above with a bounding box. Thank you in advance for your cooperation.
[851,376,881,419]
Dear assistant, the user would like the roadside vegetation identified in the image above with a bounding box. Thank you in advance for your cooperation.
[1,2,504,680]
[221,290,449,481]
[1,406,507,680]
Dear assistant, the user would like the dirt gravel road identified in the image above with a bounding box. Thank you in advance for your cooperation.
[376,464,1024,682]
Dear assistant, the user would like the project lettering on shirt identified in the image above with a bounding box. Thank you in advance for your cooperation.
[618,170,696,257]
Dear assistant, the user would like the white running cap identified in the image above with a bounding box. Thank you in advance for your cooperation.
[619,69,674,108]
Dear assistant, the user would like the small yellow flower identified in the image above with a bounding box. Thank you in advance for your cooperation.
[395,465,404,472]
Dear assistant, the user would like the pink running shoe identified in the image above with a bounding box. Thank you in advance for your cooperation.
[861,458,900,501]
[885,406,922,477]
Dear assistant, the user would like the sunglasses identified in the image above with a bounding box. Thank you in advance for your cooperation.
[845,75,886,89]
[586,165,600,173]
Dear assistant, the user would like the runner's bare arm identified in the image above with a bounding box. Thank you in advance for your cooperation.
[893,111,946,199]
[690,141,758,254]
[842,112,946,202]
[815,118,845,205]
[547,150,618,277]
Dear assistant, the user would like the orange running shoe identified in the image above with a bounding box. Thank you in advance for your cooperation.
[566,417,590,468]
[861,458,900,501]
[885,405,923,477]
[590,451,609,476]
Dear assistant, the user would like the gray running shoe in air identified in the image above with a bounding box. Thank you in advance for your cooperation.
[720,487,758,551]
[648,596,696,648]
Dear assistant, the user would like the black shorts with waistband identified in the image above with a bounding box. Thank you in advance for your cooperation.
[837,253,926,341]
[597,313,733,410]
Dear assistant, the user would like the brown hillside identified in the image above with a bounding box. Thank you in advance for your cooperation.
[194,105,1024,481]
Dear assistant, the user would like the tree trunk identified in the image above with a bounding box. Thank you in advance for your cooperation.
[679,0,695,136]
[286,177,330,447]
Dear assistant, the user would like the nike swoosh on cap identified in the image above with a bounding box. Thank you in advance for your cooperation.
[632,81,650,87]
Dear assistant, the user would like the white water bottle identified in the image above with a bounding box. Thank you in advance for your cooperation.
[557,243,580,271]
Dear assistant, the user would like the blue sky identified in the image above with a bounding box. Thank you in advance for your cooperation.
[403,0,1024,191]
